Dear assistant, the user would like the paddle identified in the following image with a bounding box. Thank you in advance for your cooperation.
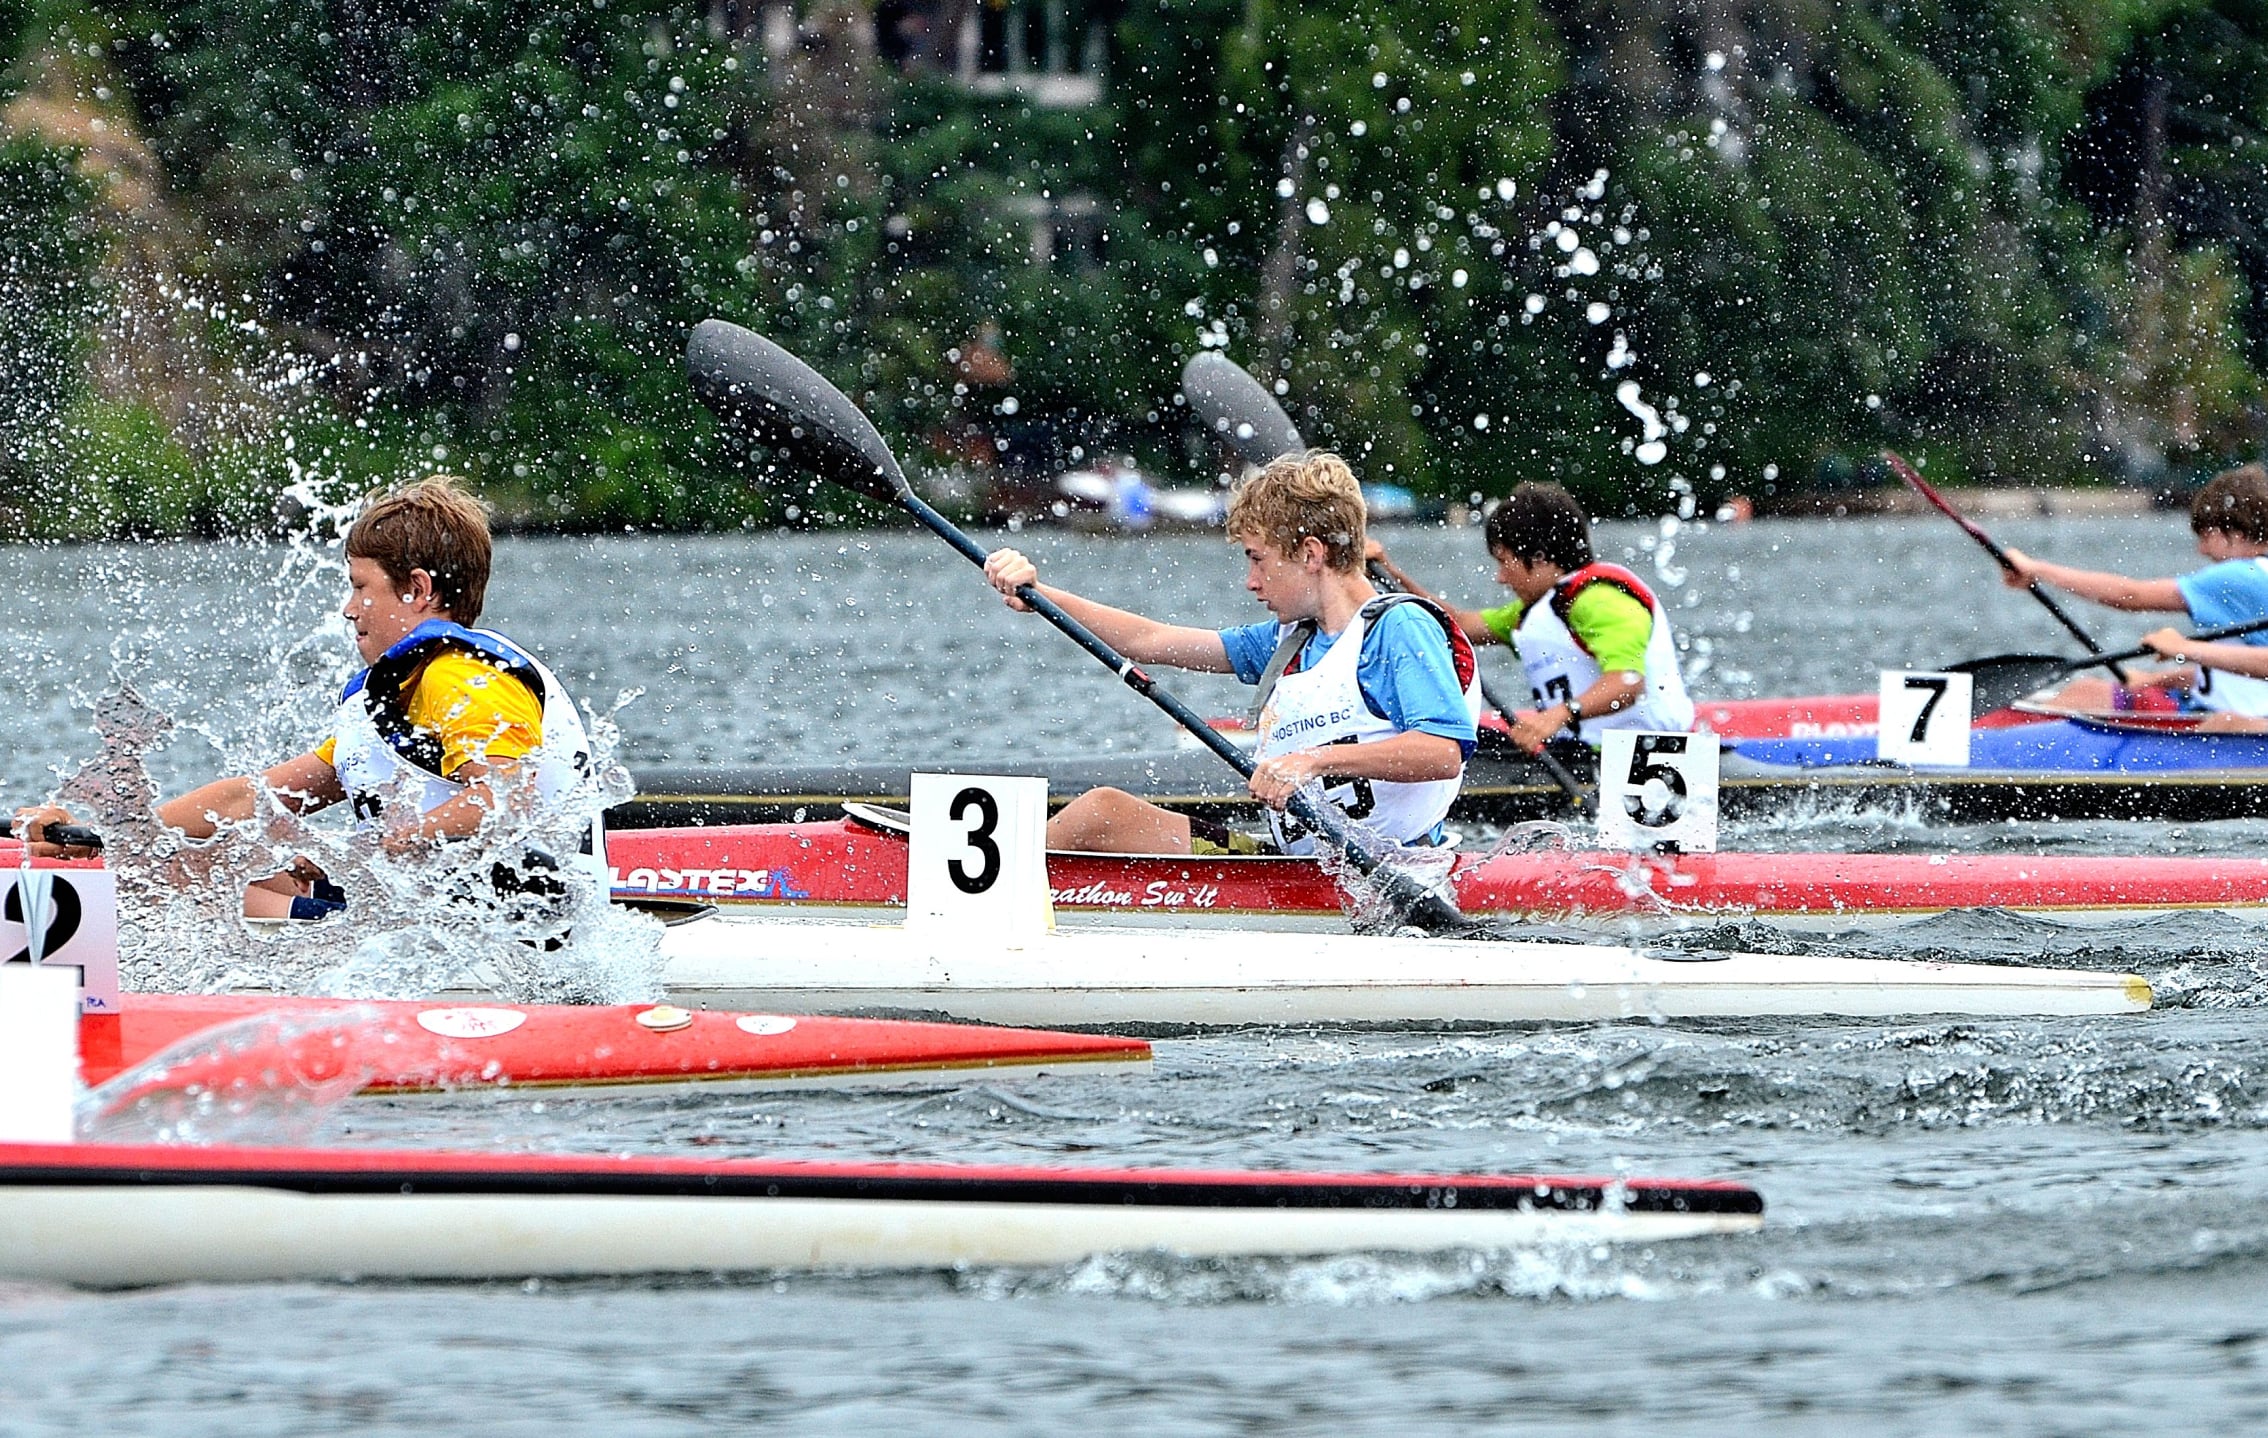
[0,818,103,851]
[1882,449,2129,683]
[688,320,1469,932]
[1948,616,2268,715]
[1180,351,1598,820]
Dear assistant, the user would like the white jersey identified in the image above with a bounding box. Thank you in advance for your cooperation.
[330,621,603,883]
[1514,563,1695,740]
[2192,664,2268,716]
[1253,596,1482,853]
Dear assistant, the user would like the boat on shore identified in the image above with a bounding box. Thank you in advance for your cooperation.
[644,912,2153,1027]
[0,1139,1766,1284]
[82,992,1150,1097]
[609,813,2268,934]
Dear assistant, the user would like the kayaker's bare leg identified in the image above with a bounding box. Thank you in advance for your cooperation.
[1045,788,1193,855]
[243,873,301,920]
[2031,675,2121,711]
[2195,711,2268,733]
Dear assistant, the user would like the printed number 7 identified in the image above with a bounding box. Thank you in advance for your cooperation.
[1903,675,1949,744]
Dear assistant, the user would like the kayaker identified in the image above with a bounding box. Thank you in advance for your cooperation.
[16,475,596,917]
[981,450,1480,855]
[1366,481,1696,752]
[2001,462,2268,725]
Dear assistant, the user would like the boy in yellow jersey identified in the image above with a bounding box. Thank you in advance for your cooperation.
[1368,482,1694,752]
[18,476,592,918]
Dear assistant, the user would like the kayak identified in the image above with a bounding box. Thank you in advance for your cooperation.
[615,713,2268,828]
[83,992,1150,1096]
[647,912,2153,1025]
[607,815,2268,934]
[0,1139,1765,1284]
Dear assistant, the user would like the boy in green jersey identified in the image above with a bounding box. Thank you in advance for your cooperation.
[1367,482,1695,752]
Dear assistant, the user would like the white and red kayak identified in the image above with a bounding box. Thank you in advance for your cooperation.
[609,816,2268,933]
[0,1138,1764,1284]
[82,992,1150,1096]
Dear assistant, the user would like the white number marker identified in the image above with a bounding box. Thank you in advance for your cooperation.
[1597,731,1720,852]
[1,865,119,1016]
[1877,670,1973,766]
[906,774,1053,940]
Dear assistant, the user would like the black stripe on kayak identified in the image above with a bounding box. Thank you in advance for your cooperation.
[0,1159,1762,1216]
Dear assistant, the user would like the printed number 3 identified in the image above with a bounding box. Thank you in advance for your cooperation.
[948,786,1002,895]
[1903,675,1949,743]
[1621,735,1688,828]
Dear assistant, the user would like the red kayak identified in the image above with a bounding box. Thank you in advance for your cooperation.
[609,814,2268,930]
[82,992,1150,1095]
[0,1138,1763,1282]
[1690,694,2044,740]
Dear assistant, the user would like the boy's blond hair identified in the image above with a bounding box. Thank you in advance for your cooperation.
[2192,463,2268,544]
[345,475,494,624]
[1224,451,1367,571]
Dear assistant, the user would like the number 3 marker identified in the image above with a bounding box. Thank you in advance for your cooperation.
[907,773,1054,939]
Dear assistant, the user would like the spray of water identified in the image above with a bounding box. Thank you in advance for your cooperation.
[48,681,664,1005]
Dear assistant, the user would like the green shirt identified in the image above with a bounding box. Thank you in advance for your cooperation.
[1478,584,1655,673]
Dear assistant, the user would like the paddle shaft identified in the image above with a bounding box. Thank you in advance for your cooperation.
[2085,615,2268,671]
[1883,451,2128,680]
[0,818,102,850]
[900,492,1467,928]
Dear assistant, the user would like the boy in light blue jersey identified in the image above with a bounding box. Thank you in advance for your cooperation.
[982,452,1479,855]
[2003,462,2268,724]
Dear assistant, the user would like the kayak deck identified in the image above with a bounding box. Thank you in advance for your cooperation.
[0,1139,1765,1284]
[647,913,2153,1026]
[608,817,2268,931]
[84,992,1150,1095]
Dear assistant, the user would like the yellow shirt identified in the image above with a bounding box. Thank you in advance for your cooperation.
[317,650,545,777]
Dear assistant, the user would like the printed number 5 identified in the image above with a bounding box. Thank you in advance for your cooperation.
[948,786,1002,895]
[1903,675,1949,743]
[1621,735,1688,828]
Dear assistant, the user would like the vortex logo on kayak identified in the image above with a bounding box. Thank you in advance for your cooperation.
[610,867,809,900]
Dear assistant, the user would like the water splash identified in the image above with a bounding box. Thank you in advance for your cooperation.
[77,1003,388,1146]
[46,682,664,1005]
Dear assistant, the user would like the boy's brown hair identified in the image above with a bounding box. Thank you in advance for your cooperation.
[2191,463,2268,544]
[1224,450,1367,571]
[1486,482,1595,571]
[345,475,494,624]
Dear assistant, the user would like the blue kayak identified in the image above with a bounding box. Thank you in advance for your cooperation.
[1730,717,2268,775]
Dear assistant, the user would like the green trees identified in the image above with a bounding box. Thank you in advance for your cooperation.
[0,0,2260,536]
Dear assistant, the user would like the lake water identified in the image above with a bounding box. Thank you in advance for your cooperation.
[7,512,2268,1434]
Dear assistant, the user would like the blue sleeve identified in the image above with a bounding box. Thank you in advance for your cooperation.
[1356,606,1478,756]
[2176,560,2268,646]
[1217,621,1287,684]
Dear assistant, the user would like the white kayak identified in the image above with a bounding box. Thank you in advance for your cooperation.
[647,913,2153,1026]
[0,1140,1764,1284]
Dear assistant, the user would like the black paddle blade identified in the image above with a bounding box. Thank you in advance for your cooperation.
[1181,352,1305,467]
[687,318,909,503]
[1945,653,2074,714]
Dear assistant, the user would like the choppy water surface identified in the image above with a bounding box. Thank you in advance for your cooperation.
[8,514,2268,1433]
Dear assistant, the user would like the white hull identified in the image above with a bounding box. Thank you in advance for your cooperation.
[651,914,2153,1025]
[0,1186,1756,1285]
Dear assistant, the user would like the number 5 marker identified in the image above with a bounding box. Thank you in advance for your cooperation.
[1597,731,1720,853]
